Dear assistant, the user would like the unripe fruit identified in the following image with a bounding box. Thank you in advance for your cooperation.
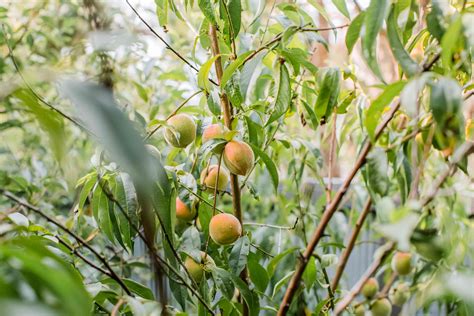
[200,165,229,191]
[184,251,215,283]
[223,140,254,176]
[361,278,379,299]
[209,213,242,245]
[202,124,229,143]
[370,298,392,316]
[391,252,412,275]
[164,114,196,148]
[176,197,196,222]
[389,283,410,306]
[354,304,365,316]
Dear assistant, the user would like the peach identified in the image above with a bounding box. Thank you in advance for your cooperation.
[184,251,215,283]
[202,123,229,143]
[200,165,229,191]
[223,140,254,176]
[176,197,196,222]
[361,278,379,299]
[164,113,196,148]
[391,252,412,275]
[209,213,242,245]
[370,298,392,316]
[389,282,410,306]
[354,304,365,316]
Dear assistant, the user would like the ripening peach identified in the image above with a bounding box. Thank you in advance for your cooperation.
[370,298,392,316]
[361,278,379,299]
[200,165,229,191]
[209,213,242,245]
[391,252,412,275]
[223,140,254,176]
[176,197,196,222]
[184,251,215,283]
[202,123,229,143]
[354,304,365,316]
[389,282,410,306]
[164,114,196,148]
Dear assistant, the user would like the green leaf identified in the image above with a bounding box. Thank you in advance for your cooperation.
[92,184,115,243]
[248,143,279,192]
[0,237,92,316]
[426,0,448,41]
[314,68,340,120]
[207,90,221,116]
[213,268,235,300]
[14,89,66,161]
[267,247,298,277]
[266,62,291,126]
[362,0,389,81]
[198,55,220,92]
[364,81,406,141]
[441,16,462,72]
[247,254,269,292]
[154,0,168,26]
[332,0,350,18]
[220,0,241,41]
[386,5,420,77]
[346,12,366,54]
[229,236,250,275]
[221,50,253,87]
[198,0,217,25]
[77,173,97,212]
[362,148,390,196]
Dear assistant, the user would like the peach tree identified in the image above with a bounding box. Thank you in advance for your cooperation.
[0,0,473,315]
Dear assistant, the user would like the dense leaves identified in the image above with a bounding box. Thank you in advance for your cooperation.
[0,0,473,315]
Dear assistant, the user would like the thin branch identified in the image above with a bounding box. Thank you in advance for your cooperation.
[313,254,334,310]
[243,218,298,230]
[330,197,372,292]
[124,0,218,86]
[1,190,132,296]
[2,24,90,134]
[56,235,111,277]
[380,272,397,295]
[334,242,395,315]
[111,298,125,316]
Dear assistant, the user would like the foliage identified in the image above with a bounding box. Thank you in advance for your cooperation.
[0,0,473,315]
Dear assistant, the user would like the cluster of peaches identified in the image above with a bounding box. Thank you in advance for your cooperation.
[162,113,254,282]
[356,252,413,316]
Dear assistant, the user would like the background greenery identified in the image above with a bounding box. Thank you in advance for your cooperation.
[0,0,473,315]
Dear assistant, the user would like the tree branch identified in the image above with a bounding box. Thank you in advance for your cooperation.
[1,190,132,296]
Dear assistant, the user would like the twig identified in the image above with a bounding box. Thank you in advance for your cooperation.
[1,190,132,296]
[111,298,125,316]
[124,0,218,86]
[2,25,90,133]
[313,254,334,310]
[243,218,298,230]
[145,90,202,140]
[277,53,441,315]
[56,235,111,277]
[330,197,372,292]
[334,242,395,315]
[380,272,397,295]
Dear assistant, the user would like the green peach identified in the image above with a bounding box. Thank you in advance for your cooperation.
[391,252,412,275]
[164,113,196,148]
[200,165,229,191]
[389,282,410,306]
[202,123,229,143]
[184,251,215,283]
[370,298,392,316]
[361,278,379,299]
